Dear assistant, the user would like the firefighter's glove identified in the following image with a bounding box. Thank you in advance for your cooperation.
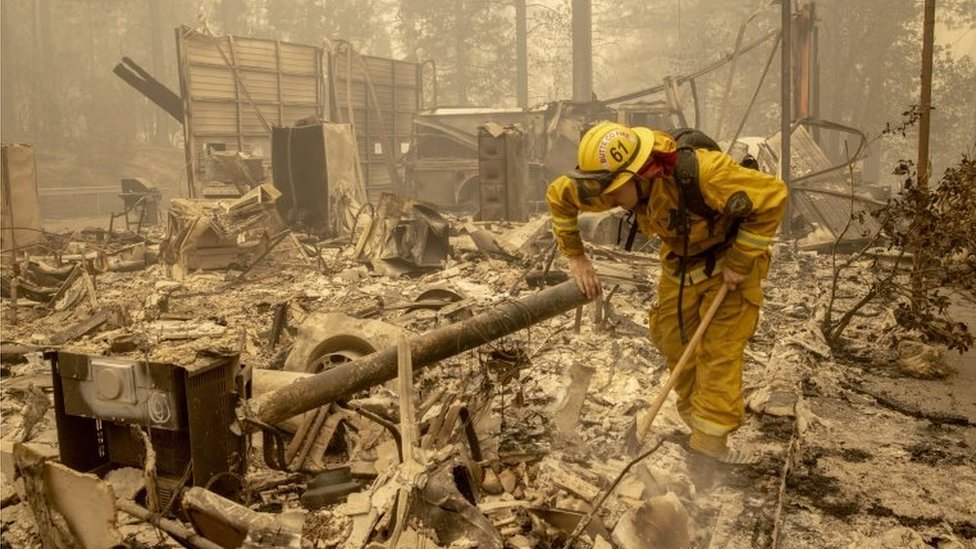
[722,266,748,291]
[568,254,601,300]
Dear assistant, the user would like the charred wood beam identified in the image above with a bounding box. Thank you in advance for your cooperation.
[770,422,800,549]
[113,57,184,122]
[252,280,589,426]
[841,381,976,427]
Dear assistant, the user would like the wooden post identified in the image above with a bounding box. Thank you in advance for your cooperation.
[917,0,936,189]
[275,40,284,125]
[175,27,196,198]
[10,276,18,326]
[780,0,792,237]
[228,36,244,152]
[913,0,937,311]
[397,334,419,460]
[571,0,592,102]
[516,0,528,108]
[389,334,425,547]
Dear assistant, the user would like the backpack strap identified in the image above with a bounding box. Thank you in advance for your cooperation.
[615,210,640,251]
[670,128,721,152]
[667,129,732,344]
[673,146,720,234]
[672,146,716,345]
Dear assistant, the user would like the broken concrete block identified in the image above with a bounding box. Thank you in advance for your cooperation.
[108,332,148,353]
[0,441,14,484]
[482,468,504,495]
[897,339,952,379]
[395,527,440,548]
[545,462,601,502]
[374,439,400,475]
[507,534,534,549]
[498,215,551,256]
[611,492,691,549]
[498,469,517,494]
[340,477,398,549]
[614,473,647,503]
[746,342,805,417]
[612,510,646,549]
[343,491,373,516]
[552,361,596,444]
[104,467,146,501]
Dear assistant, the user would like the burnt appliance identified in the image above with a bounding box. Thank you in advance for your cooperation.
[49,351,250,510]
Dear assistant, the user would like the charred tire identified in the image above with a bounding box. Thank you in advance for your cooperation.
[283,313,407,373]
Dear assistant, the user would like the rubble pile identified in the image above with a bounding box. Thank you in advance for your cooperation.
[1,211,974,549]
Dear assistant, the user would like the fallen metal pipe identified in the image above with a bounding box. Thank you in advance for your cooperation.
[251,280,588,426]
[116,499,223,549]
[252,369,316,433]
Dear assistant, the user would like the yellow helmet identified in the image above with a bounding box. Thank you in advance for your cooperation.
[569,121,656,197]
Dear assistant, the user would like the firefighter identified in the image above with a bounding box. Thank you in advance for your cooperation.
[546,121,788,464]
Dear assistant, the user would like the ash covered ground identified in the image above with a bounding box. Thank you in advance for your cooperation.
[1,216,974,549]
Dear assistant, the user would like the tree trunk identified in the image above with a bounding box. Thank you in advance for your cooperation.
[37,0,59,140]
[454,0,468,106]
[30,0,40,136]
[1,0,15,135]
[148,0,169,145]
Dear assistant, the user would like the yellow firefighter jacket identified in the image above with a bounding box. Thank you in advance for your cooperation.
[546,133,788,280]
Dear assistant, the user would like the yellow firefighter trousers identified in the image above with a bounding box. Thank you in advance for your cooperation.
[649,254,768,437]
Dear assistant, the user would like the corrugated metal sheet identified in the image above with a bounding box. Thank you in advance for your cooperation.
[761,125,881,246]
[329,48,421,198]
[177,27,323,195]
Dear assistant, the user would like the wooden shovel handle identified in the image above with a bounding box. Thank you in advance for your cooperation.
[634,284,731,444]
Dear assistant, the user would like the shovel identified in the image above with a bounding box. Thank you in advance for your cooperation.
[623,284,730,456]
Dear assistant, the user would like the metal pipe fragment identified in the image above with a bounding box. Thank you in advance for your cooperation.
[116,499,223,549]
[252,280,588,426]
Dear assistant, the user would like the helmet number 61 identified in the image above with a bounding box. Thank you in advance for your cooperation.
[610,141,629,163]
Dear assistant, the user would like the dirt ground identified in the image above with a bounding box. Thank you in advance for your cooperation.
[1,213,974,548]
